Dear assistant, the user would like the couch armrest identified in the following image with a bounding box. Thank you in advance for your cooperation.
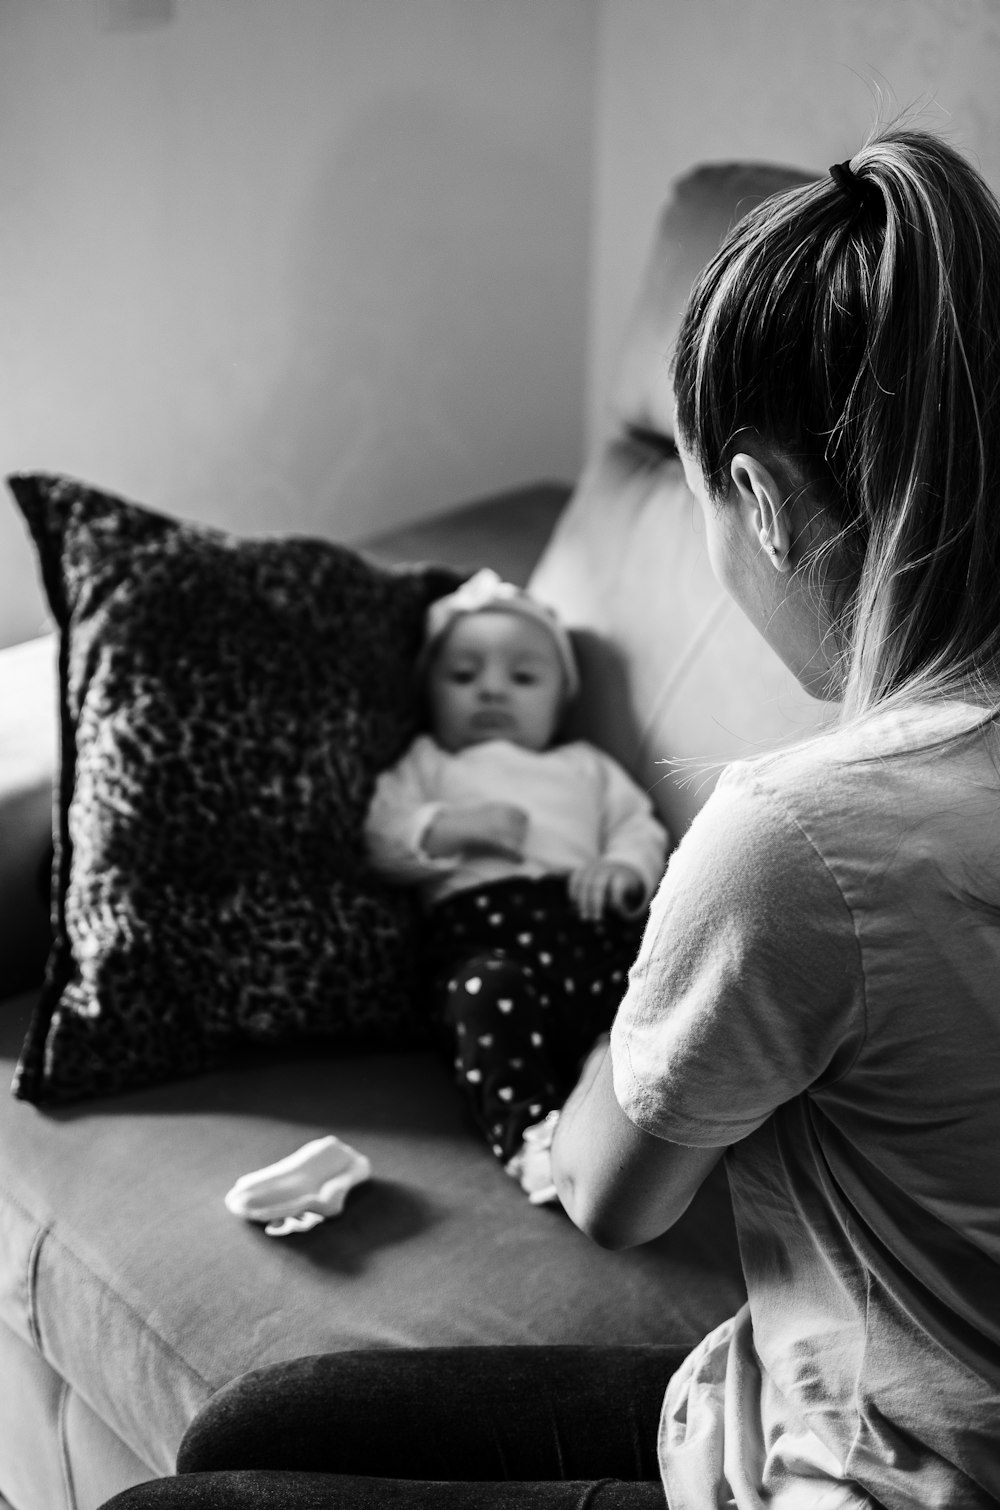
[0,634,58,1000]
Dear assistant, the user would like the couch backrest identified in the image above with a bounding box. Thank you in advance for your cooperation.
[529,160,827,841]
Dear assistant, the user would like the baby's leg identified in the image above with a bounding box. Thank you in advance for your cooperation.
[533,896,647,1082]
[423,879,634,1180]
[440,949,561,1164]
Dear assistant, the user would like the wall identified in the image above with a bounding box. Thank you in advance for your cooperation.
[9,2,999,650]
[588,0,1000,442]
[0,0,598,648]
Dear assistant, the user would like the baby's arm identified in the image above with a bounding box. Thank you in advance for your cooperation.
[423,803,527,862]
[364,740,527,884]
[598,756,669,894]
[568,859,646,922]
[364,740,449,885]
[568,752,669,919]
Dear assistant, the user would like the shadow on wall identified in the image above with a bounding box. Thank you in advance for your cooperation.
[239,92,587,540]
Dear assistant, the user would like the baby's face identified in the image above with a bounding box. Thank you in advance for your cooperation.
[427,610,565,753]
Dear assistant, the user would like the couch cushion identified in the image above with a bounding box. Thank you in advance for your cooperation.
[0,988,745,1489]
[7,473,464,1105]
[530,162,826,840]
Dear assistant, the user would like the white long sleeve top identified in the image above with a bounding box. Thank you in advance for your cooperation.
[364,734,668,909]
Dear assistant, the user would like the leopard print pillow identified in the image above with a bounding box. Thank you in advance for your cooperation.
[9,473,463,1105]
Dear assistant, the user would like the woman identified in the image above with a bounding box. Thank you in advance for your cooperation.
[103,126,1000,1510]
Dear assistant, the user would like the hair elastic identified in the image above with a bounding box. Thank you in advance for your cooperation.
[829,160,880,214]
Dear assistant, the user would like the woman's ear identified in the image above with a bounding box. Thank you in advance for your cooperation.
[729,452,793,574]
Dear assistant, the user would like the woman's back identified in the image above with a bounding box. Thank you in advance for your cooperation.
[614,702,1000,1504]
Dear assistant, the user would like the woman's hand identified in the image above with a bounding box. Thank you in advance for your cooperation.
[423,803,528,861]
[568,861,644,921]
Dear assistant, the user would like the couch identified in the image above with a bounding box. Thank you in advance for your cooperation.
[0,158,823,1510]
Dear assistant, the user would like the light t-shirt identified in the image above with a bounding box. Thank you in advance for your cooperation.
[611,702,1000,1509]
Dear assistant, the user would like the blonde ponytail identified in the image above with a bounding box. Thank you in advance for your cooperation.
[673,128,1000,720]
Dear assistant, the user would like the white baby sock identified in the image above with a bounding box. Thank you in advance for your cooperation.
[224,1134,372,1237]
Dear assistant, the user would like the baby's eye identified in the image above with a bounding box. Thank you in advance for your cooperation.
[448,668,476,685]
[512,671,539,686]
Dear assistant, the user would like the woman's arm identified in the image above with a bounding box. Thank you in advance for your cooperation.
[552,1036,725,1250]
[554,768,863,1251]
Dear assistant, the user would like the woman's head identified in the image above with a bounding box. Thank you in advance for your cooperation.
[672,127,1000,716]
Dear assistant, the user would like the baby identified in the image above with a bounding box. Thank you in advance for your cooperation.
[364,569,668,1202]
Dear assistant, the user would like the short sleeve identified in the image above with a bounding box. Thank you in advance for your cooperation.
[611,764,865,1147]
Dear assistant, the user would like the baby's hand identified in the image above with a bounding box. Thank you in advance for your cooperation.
[424,803,528,861]
[469,802,529,859]
[568,861,645,922]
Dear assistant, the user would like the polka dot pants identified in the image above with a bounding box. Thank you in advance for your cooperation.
[423,877,647,1164]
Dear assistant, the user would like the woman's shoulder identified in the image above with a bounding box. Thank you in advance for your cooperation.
[732,698,997,786]
[715,699,1000,873]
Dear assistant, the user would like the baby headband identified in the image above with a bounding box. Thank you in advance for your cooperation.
[829,159,881,215]
[424,568,580,700]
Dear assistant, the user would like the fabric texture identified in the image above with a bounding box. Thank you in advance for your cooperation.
[611,703,1000,1509]
[364,734,668,908]
[425,876,645,1162]
[7,471,462,1105]
[98,1345,686,1508]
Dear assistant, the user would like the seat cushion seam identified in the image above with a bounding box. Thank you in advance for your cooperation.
[35,1226,213,1391]
[26,1221,47,1352]
[1,1177,212,1389]
[56,1377,78,1510]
